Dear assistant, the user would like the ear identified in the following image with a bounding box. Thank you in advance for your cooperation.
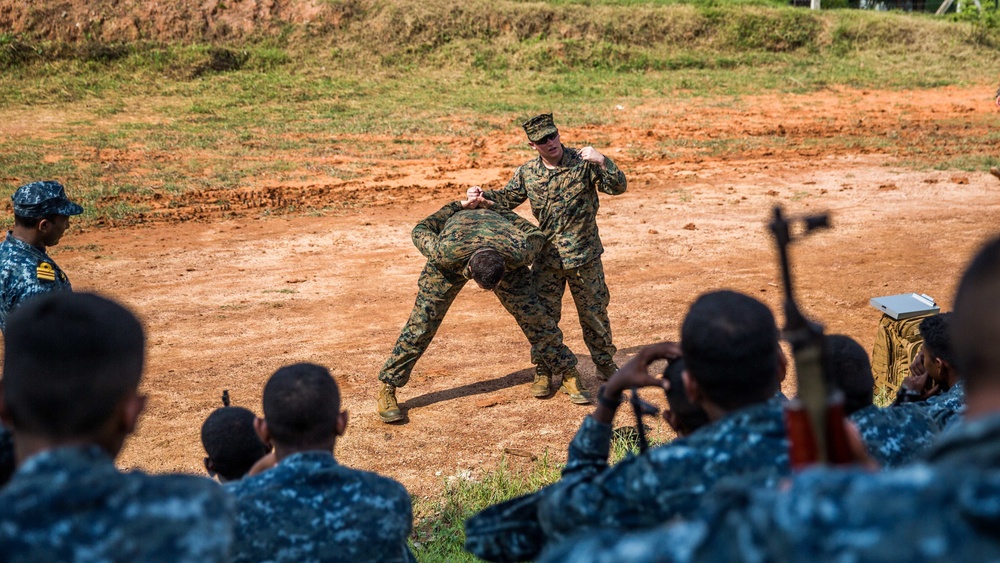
[254,417,272,446]
[204,456,217,477]
[335,410,348,438]
[121,394,147,435]
[663,409,679,433]
[36,218,51,232]
[683,370,703,406]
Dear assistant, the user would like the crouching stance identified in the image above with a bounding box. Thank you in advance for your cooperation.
[377,198,587,423]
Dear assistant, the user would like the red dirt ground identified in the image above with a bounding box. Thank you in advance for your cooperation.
[5,86,999,496]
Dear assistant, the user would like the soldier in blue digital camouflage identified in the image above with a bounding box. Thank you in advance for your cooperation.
[893,313,965,430]
[468,113,627,393]
[539,235,1000,563]
[201,404,272,483]
[0,180,83,333]
[465,291,791,561]
[228,363,415,563]
[377,196,587,423]
[0,292,235,561]
[823,333,942,468]
[534,291,790,543]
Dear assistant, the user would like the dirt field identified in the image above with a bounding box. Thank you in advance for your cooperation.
[9,86,999,496]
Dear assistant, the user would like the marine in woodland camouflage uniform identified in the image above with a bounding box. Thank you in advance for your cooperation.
[538,235,1000,563]
[0,292,235,562]
[229,363,415,563]
[474,113,627,380]
[378,199,586,422]
[0,180,82,333]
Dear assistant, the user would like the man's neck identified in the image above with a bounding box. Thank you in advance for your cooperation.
[10,225,45,251]
[14,432,116,465]
[273,442,336,463]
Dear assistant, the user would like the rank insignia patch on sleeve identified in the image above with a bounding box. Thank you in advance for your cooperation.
[37,262,56,281]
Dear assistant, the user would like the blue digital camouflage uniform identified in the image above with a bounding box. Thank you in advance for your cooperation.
[227,450,415,563]
[0,180,83,333]
[483,145,626,373]
[922,380,966,429]
[0,232,72,333]
[379,202,577,387]
[0,445,234,562]
[536,395,790,544]
[540,412,1000,563]
[850,403,941,468]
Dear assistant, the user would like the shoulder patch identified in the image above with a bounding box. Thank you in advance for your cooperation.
[37,262,56,281]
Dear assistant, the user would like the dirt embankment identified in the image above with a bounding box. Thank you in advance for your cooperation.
[0,0,333,42]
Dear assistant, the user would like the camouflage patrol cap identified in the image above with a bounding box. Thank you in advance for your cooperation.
[522,113,558,143]
[12,180,84,218]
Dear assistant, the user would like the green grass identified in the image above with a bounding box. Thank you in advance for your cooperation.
[0,3,998,225]
[411,422,669,561]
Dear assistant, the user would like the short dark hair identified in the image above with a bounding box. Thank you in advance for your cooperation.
[823,334,874,416]
[953,237,1000,391]
[663,358,710,435]
[201,406,271,482]
[13,214,60,229]
[919,313,955,367]
[468,248,505,290]
[2,292,145,437]
[262,363,341,448]
[680,290,779,411]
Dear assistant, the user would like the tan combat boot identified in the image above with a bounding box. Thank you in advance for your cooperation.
[530,365,552,398]
[377,383,404,423]
[595,362,619,382]
[559,369,592,405]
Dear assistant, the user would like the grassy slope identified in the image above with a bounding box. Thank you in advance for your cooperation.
[1,3,999,225]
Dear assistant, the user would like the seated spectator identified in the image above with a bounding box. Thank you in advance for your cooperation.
[228,362,415,563]
[825,333,941,467]
[662,358,709,437]
[894,313,965,428]
[534,291,790,545]
[201,402,271,483]
[540,235,1000,562]
[0,292,233,560]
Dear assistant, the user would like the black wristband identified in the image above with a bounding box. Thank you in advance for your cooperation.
[597,385,623,411]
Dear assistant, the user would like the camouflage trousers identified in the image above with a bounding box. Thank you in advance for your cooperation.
[531,248,616,370]
[379,262,577,388]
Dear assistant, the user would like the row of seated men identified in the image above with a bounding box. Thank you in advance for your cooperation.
[0,235,992,562]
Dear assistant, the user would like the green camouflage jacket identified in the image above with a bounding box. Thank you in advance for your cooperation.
[484,146,626,269]
[411,202,546,275]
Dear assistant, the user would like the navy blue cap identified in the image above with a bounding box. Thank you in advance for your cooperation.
[12,181,84,218]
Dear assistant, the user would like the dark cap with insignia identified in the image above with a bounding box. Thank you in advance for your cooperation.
[12,181,84,218]
[522,113,558,143]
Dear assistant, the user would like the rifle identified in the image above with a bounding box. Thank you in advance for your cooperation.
[769,206,853,468]
[629,388,659,454]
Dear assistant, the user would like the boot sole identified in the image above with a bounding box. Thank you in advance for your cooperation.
[560,387,592,405]
[531,387,550,398]
[379,410,404,423]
